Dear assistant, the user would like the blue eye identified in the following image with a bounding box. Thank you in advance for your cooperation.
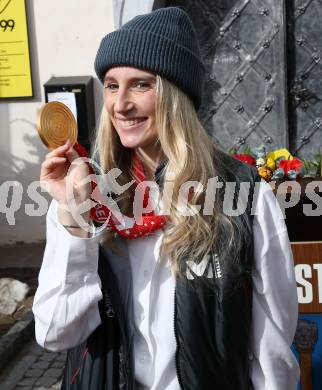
[105,83,118,90]
[135,81,150,89]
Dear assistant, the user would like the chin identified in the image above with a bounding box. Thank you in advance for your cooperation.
[120,139,141,149]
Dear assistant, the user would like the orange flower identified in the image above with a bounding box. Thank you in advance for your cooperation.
[258,166,272,181]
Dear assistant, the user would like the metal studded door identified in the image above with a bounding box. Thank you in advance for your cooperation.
[164,0,322,159]
[165,0,288,152]
[287,0,322,159]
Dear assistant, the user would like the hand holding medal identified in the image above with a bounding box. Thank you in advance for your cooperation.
[38,102,92,231]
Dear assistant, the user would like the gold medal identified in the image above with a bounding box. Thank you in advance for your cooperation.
[37,101,78,149]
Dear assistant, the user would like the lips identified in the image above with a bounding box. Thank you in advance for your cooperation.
[117,117,148,129]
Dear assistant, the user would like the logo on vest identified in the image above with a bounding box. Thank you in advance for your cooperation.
[103,291,115,318]
[186,252,222,280]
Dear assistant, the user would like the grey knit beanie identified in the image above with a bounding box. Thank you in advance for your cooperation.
[94,7,205,109]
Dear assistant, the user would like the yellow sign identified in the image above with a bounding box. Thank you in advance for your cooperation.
[0,0,32,98]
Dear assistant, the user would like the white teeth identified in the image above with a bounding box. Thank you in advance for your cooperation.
[121,118,145,128]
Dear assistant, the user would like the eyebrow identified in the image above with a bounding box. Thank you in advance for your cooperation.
[103,75,156,83]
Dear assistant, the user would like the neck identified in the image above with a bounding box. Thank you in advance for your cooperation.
[135,145,164,180]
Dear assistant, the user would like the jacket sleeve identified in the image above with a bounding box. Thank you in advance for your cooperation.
[32,200,103,352]
[250,180,300,390]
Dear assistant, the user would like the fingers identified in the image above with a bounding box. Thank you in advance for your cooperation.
[65,146,81,164]
[45,139,72,159]
[44,139,84,165]
[42,140,88,180]
[41,156,67,172]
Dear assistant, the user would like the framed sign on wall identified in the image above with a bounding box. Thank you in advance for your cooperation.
[292,242,322,390]
[0,0,33,98]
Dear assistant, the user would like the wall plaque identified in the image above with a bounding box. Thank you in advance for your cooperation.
[0,0,32,98]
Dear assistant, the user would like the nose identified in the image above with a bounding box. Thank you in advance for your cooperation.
[114,89,134,114]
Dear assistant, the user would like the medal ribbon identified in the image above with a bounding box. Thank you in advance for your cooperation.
[73,144,167,239]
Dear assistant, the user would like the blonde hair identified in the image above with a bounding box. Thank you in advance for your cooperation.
[92,75,239,276]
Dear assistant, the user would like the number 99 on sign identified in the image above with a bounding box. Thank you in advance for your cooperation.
[0,19,15,31]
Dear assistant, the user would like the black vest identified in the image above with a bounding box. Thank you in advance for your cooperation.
[61,153,260,390]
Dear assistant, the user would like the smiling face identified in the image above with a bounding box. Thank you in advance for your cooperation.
[104,66,160,161]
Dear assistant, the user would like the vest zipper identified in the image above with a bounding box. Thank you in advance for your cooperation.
[174,288,184,389]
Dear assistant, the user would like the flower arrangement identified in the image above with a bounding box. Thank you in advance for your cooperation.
[229,145,321,181]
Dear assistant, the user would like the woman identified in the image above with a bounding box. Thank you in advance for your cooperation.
[33,7,299,390]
